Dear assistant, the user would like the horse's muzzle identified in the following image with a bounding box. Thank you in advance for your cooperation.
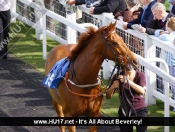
[132,59,139,68]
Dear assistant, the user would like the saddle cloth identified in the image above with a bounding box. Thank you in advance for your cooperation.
[42,57,70,88]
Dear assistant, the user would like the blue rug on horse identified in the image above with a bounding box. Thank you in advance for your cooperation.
[42,57,70,88]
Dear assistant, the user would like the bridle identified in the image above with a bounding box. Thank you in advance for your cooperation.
[102,28,136,117]
[103,27,129,65]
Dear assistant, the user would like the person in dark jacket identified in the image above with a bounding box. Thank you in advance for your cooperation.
[139,2,175,35]
[139,3,175,94]
[89,0,127,16]
[122,0,156,30]
[114,0,144,56]
[114,1,142,22]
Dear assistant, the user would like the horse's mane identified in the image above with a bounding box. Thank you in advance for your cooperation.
[68,26,105,61]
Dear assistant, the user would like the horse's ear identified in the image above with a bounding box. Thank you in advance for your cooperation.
[112,21,117,30]
[106,22,116,34]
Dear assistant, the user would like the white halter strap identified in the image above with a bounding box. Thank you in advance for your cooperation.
[67,77,101,88]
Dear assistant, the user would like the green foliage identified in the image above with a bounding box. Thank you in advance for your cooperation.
[164,0,170,11]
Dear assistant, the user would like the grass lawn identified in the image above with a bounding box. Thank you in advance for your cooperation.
[8,21,175,132]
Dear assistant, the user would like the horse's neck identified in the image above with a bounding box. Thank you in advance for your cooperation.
[72,42,104,84]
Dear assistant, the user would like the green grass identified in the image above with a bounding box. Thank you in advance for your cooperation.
[8,21,58,74]
[8,21,175,132]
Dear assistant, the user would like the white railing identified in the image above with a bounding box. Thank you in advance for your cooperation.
[10,0,175,131]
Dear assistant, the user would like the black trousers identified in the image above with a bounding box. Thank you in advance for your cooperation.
[118,107,148,132]
[0,9,11,55]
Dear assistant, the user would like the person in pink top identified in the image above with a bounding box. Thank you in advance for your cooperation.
[0,0,11,59]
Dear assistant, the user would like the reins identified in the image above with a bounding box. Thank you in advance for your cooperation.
[117,76,137,117]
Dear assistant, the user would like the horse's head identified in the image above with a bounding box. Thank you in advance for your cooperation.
[103,22,139,68]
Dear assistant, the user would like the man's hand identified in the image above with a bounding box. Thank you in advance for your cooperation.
[89,7,95,14]
[139,26,146,33]
[159,31,169,35]
[122,22,128,30]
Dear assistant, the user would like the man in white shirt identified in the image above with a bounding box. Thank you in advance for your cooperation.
[0,0,11,59]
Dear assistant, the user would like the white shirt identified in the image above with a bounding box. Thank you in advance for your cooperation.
[162,12,169,22]
[0,0,11,11]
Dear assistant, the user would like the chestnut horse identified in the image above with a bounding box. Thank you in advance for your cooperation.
[45,22,139,132]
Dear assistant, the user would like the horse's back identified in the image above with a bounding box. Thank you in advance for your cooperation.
[45,44,76,75]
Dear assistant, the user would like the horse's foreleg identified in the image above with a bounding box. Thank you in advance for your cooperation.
[52,99,66,132]
[89,111,101,132]
[67,126,76,132]
[89,126,98,132]
[64,113,76,132]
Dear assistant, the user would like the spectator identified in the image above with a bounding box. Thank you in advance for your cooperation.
[122,0,156,30]
[139,3,175,94]
[0,0,11,59]
[114,0,144,56]
[139,2,175,34]
[168,0,175,15]
[106,63,148,132]
[154,18,175,111]
[89,0,127,16]
[155,17,175,43]
[114,0,141,22]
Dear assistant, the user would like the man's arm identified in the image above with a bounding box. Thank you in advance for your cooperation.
[94,0,119,14]
[145,19,158,35]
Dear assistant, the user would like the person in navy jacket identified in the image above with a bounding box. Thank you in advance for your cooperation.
[122,0,156,30]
